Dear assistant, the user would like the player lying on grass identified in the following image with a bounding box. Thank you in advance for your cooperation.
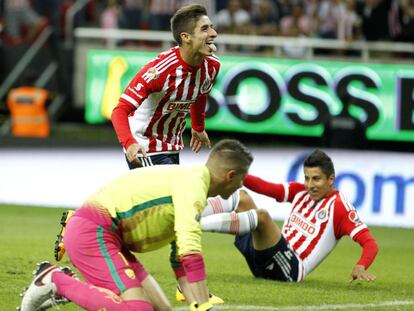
[19,139,253,311]
[200,149,379,282]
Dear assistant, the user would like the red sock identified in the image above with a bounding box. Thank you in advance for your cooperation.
[52,272,153,310]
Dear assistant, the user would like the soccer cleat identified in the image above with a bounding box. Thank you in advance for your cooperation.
[36,266,78,310]
[208,293,224,305]
[175,286,186,302]
[54,210,74,261]
[176,286,224,304]
[37,296,69,311]
[190,301,214,311]
[19,262,61,311]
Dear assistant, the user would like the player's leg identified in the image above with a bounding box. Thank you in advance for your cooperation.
[20,256,153,311]
[251,208,282,250]
[122,247,171,311]
[252,234,301,282]
[201,190,258,235]
[140,275,172,311]
[58,215,158,310]
[234,226,300,282]
[242,208,301,282]
[52,272,153,310]
[202,189,241,216]
[220,190,282,249]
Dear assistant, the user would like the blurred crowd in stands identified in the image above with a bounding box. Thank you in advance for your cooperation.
[0,0,413,47]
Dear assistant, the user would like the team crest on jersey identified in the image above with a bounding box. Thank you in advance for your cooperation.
[125,268,136,279]
[316,209,328,221]
[195,213,201,223]
[145,67,160,80]
[194,201,203,223]
[200,76,213,94]
[348,210,362,225]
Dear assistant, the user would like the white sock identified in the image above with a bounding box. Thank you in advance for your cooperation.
[203,192,240,217]
[201,210,258,235]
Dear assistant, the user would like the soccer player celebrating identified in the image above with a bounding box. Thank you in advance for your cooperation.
[111,4,219,169]
[19,139,253,311]
[111,4,222,304]
[201,149,379,282]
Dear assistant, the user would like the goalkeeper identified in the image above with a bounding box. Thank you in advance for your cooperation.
[19,139,253,311]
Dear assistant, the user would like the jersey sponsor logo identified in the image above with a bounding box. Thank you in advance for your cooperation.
[289,213,317,236]
[348,210,363,225]
[166,101,193,113]
[316,209,328,221]
[145,67,160,81]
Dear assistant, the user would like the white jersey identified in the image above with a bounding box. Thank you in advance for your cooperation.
[280,182,368,279]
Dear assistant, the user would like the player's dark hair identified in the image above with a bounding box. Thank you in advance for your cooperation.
[170,4,208,45]
[210,139,253,174]
[304,149,335,178]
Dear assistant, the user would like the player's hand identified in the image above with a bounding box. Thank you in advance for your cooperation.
[349,264,376,283]
[190,129,211,153]
[126,143,147,166]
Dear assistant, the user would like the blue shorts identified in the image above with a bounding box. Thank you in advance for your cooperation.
[234,233,300,282]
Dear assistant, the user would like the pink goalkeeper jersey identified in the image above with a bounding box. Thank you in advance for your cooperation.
[116,46,220,154]
[280,183,368,280]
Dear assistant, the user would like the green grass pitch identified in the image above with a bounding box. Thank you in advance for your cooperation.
[1,204,413,311]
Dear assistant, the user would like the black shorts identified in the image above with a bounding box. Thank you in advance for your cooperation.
[234,233,300,282]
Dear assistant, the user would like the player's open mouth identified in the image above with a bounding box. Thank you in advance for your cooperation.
[206,42,217,52]
[309,190,318,197]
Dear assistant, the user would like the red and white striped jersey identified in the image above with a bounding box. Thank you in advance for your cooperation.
[280,182,368,280]
[114,46,220,154]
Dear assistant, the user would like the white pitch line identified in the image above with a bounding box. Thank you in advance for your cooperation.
[174,300,414,310]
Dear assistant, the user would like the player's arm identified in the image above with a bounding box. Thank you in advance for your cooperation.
[244,174,305,202]
[190,94,210,153]
[175,226,210,307]
[111,101,147,164]
[111,66,153,164]
[189,61,219,153]
[333,200,378,283]
[173,173,210,307]
[180,253,210,306]
[349,230,378,283]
